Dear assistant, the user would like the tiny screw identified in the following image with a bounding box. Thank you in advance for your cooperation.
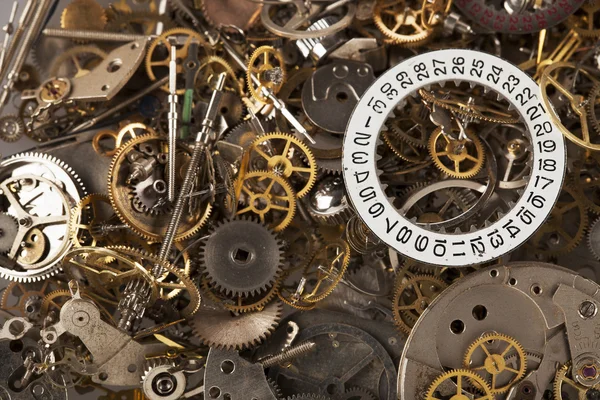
[579,301,597,319]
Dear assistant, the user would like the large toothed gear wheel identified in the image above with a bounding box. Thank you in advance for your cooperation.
[200,217,284,297]
[425,369,494,399]
[108,134,212,242]
[189,298,283,350]
[0,153,85,282]
[463,333,527,394]
[343,49,566,266]
[392,274,447,336]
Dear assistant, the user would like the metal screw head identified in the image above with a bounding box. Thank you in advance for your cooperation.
[579,300,598,319]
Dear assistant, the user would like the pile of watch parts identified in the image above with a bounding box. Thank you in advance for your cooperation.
[0,0,599,399]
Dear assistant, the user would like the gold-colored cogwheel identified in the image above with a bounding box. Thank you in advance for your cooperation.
[69,194,120,249]
[419,88,521,124]
[248,132,317,198]
[463,332,527,394]
[301,239,351,303]
[145,28,209,94]
[196,55,243,99]
[426,369,494,400]
[246,46,286,104]
[565,0,600,38]
[392,274,447,336]
[373,0,434,48]
[0,281,62,317]
[235,170,296,232]
[61,0,108,33]
[108,134,212,242]
[553,362,600,400]
[428,127,485,179]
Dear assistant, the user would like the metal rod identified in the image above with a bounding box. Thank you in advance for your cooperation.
[0,1,20,73]
[168,40,179,202]
[42,28,152,42]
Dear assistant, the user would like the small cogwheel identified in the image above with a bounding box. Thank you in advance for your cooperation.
[426,369,494,399]
[373,0,434,48]
[246,46,286,104]
[463,332,527,394]
[248,132,317,198]
[553,362,600,400]
[0,115,25,143]
[392,274,447,336]
[342,387,376,400]
[236,170,297,232]
[0,213,18,255]
[587,82,600,136]
[428,127,485,179]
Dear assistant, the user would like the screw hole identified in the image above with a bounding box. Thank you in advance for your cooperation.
[509,278,517,286]
[220,360,235,374]
[531,284,543,296]
[489,269,499,278]
[208,387,221,398]
[472,305,487,321]
[450,319,465,334]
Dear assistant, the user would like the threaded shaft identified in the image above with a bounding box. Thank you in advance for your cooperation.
[42,28,149,42]
[259,341,316,368]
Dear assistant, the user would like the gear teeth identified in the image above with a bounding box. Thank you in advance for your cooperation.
[248,132,317,198]
[200,216,285,298]
[189,299,283,350]
[0,115,25,143]
[286,394,331,400]
[588,217,600,260]
[392,274,447,336]
[426,369,494,399]
[587,82,600,135]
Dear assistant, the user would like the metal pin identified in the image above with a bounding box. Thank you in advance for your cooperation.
[0,1,19,73]
[168,38,179,202]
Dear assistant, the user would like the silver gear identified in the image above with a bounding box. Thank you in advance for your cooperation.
[588,217,600,261]
[141,358,186,400]
[225,120,258,148]
[0,115,25,143]
[189,298,283,350]
[131,177,172,216]
[200,217,284,297]
[0,213,19,254]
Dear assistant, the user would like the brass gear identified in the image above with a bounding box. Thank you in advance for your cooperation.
[201,276,282,313]
[565,0,600,38]
[527,185,588,256]
[553,362,600,400]
[301,239,351,304]
[69,194,124,249]
[49,45,107,79]
[248,132,317,198]
[145,28,209,94]
[246,46,286,104]
[0,280,62,318]
[426,369,494,399]
[108,134,212,242]
[463,333,527,394]
[428,127,485,179]
[195,55,242,100]
[60,0,108,34]
[392,274,447,336]
[587,81,600,136]
[373,0,434,48]
[419,88,521,124]
[236,170,296,232]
